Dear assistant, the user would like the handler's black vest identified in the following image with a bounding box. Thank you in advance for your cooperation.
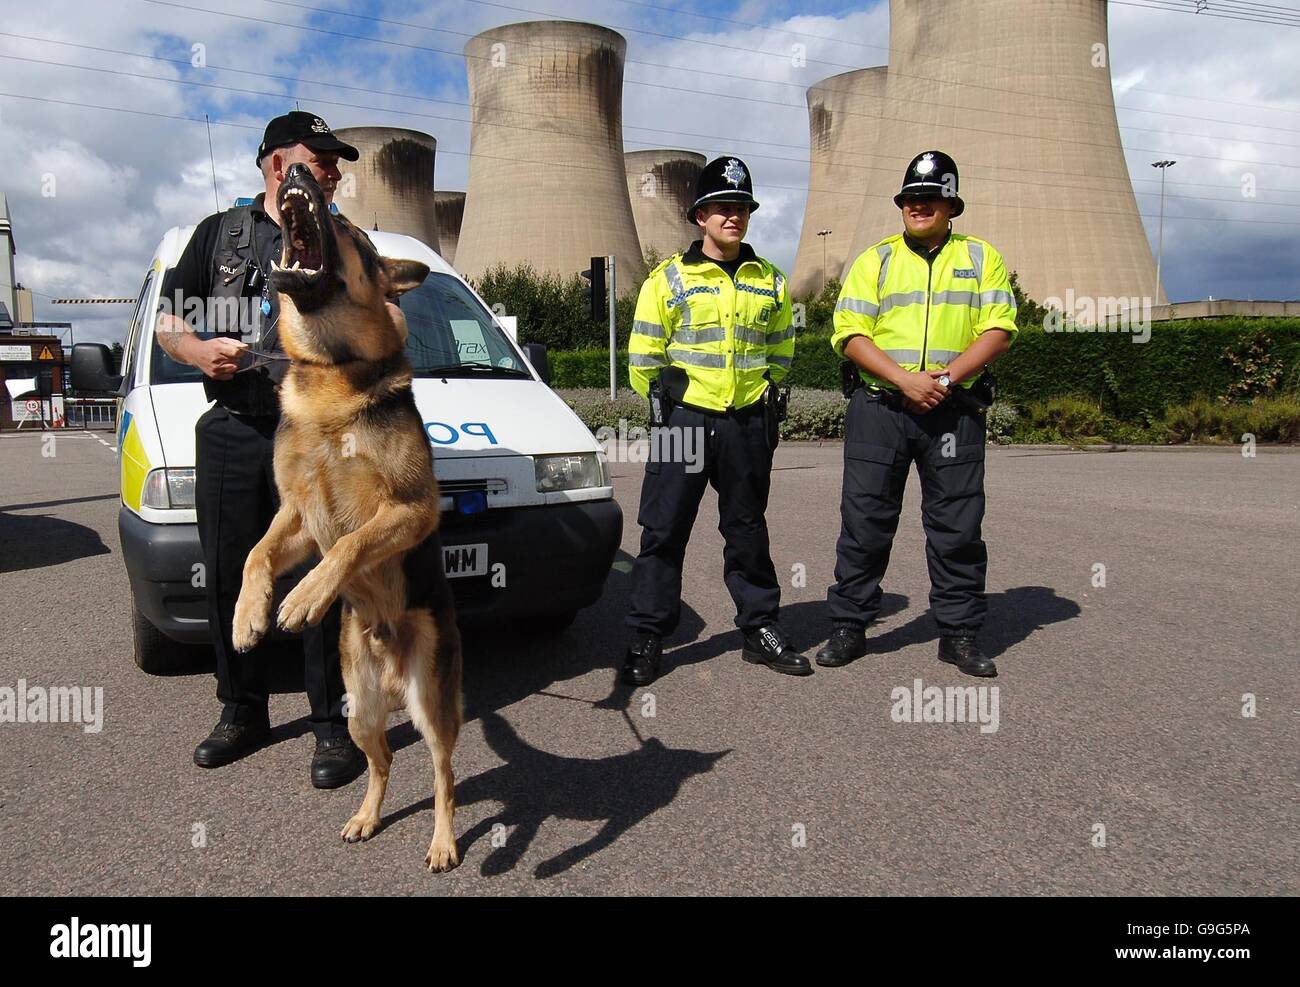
[204,203,285,416]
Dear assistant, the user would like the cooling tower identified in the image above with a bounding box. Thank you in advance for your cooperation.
[455,22,644,293]
[844,0,1159,317]
[334,127,441,252]
[624,149,705,264]
[434,191,466,266]
[791,67,888,299]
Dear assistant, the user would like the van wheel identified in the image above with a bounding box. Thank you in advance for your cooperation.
[132,603,205,675]
[532,610,578,635]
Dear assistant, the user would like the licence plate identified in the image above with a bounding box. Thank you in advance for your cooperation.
[443,543,488,579]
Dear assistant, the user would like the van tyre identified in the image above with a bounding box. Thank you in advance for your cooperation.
[131,601,207,675]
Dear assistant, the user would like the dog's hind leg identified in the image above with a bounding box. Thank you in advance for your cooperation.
[405,608,463,872]
[339,610,392,844]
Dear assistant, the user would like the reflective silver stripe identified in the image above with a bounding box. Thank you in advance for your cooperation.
[876,243,893,296]
[883,349,921,364]
[836,297,879,318]
[632,319,665,339]
[932,290,977,308]
[734,326,768,347]
[767,325,795,346]
[774,272,785,300]
[768,354,792,369]
[966,241,984,285]
[629,352,667,367]
[878,290,927,315]
[672,325,727,345]
[664,262,690,328]
[666,347,726,368]
[927,349,963,364]
[979,289,1016,307]
[734,352,769,369]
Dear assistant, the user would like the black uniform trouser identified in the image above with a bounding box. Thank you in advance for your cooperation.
[194,405,347,740]
[826,390,988,634]
[626,402,780,637]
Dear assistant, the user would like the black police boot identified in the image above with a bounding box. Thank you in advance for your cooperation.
[193,717,271,769]
[743,625,813,677]
[621,634,663,686]
[311,735,367,790]
[938,634,997,678]
[815,625,868,667]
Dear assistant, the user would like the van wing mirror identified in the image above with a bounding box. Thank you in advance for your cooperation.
[522,342,550,386]
[71,343,124,395]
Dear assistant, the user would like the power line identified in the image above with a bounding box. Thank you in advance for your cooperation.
[2,88,1297,229]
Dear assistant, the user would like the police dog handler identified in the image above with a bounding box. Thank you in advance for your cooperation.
[155,112,367,786]
[623,156,809,685]
[816,151,1017,677]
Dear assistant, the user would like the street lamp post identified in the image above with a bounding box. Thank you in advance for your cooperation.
[1151,160,1176,306]
[816,229,833,293]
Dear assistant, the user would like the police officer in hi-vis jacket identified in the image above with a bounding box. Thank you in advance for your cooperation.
[816,151,1017,677]
[622,156,810,685]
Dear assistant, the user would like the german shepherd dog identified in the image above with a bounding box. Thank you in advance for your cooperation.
[231,163,463,871]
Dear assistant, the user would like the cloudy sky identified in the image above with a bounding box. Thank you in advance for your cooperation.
[1,0,1297,344]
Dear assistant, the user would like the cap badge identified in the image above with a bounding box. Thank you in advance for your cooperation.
[311,117,329,133]
[722,158,747,187]
[915,153,936,176]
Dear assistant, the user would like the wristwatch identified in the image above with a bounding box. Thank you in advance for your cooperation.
[937,373,951,388]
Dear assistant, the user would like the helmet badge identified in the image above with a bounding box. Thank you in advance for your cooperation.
[722,158,747,187]
[914,152,936,177]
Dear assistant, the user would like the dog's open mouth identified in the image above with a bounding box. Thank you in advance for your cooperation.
[275,184,325,279]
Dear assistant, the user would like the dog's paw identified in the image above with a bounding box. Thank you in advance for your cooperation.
[341,812,381,843]
[425,831,460,872]
[278,568,337,632]
[231,591,270,653]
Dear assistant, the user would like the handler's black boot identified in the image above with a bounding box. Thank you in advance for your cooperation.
[622,633,663,686]
[938,634,997,678]
[815,625,868,667]
[311,735,367,789]
[193,716,271,769]
[743,625,813,677]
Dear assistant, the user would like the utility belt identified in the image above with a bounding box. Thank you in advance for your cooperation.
[648,365,787,450]
[840,360,996,416]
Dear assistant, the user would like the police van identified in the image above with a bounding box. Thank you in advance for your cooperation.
[72,222,622,673]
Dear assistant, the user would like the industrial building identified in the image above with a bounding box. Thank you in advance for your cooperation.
[334,127,442,252]
[454,21,645,292]
[828,0,1159,316]
[434,191,466,266]
[624,149,705,263]
[790,68,888,299]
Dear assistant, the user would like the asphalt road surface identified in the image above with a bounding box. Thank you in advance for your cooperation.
[1,429,1296,895]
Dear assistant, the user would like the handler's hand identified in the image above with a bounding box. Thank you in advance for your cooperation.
[195,336,247,381]
[897,370,948,412]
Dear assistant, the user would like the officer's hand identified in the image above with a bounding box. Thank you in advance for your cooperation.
[898,371,948,411]
[195,336,247,381]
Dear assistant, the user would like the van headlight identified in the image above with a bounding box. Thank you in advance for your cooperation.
[534,453,605,492]
[141,468,196,509]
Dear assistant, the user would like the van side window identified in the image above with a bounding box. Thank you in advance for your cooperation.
[121,270,156,390]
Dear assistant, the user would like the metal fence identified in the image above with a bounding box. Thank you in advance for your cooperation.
[64,398,118,430]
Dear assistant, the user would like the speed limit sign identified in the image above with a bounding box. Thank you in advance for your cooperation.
[25,399,39,414]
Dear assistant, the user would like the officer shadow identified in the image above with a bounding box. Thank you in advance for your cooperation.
[857,585,1081,664]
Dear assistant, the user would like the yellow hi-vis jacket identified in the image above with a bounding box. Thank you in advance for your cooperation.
[832,232,1018,389]
[629,241,794,411]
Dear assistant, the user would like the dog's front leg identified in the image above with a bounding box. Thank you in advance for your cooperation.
[233,506,313,652]
[277,502,434,633]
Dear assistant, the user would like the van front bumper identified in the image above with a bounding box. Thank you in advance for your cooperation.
[119,498,622,642]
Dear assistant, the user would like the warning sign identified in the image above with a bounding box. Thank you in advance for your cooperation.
[37,346,55,360]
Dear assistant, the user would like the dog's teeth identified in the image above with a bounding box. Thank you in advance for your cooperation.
[271,259,281,271]
[291,261,301,271]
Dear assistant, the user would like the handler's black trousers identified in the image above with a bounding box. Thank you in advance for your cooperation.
[627,402,781,637]
[826,390,988,635]
[194,405,348,740]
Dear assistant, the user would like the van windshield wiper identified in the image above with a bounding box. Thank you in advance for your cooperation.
[416,361,532,378]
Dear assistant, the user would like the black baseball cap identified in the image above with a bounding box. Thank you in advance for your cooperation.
[255,111,359,165]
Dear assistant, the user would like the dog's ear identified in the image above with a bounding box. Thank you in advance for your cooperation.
[383,257,430,298]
